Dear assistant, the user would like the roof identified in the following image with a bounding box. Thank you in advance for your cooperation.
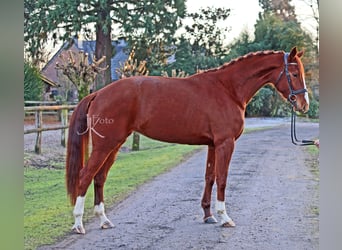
[41,38,129,85]
[40,74,59,87]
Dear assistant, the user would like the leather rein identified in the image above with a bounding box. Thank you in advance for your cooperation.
[276,52,315,146]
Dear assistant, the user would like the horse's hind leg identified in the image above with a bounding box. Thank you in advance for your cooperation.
[72,148,113,234]
[202,146,218,224]
[93,149,119,229]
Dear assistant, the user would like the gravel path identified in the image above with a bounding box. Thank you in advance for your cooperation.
[35,120,319,250]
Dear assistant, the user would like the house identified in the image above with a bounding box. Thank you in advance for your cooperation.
[41,37,129,102]
[39,74,60,102]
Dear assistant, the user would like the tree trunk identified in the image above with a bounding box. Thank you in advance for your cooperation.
[95,9,112,90]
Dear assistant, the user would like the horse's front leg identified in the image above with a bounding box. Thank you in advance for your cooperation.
[93,150,117,229]
[202,146,218,224]
[214,138,236,227]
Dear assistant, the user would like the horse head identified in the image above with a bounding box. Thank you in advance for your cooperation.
[274,47,310,113]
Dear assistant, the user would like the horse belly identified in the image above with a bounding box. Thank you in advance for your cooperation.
[134,101,213,145]
[139,120,213,144]
[137,124,213,145]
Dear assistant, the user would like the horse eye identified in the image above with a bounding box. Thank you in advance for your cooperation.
[292,73,298,78]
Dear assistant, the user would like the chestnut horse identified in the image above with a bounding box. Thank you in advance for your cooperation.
[66,47,309,234]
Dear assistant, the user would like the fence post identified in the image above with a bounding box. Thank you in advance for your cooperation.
[34,110,42,154]
[60,108,68,147]
[132,132,140,151]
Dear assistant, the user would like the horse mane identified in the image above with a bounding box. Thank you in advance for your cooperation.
[197,50,284,75]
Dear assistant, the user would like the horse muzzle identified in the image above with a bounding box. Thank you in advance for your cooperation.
[288,93,309,113]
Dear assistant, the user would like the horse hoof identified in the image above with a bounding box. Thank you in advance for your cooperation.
[101,220,115,229]
[72,225,85,234]
[222,220,236,228]
[204,216,218,224]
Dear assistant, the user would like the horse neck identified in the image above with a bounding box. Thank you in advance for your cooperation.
[214,52,283,108]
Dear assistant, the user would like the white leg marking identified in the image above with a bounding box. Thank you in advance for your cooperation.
[72,196,86,234]
[94,202,114,229]
[216,200,236,227]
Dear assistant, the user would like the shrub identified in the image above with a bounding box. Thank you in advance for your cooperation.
[246,87,273,116]
[307,97,319,118]
[24,61,43,101]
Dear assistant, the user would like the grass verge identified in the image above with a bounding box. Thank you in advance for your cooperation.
[305,144,319,180]
[304,144,319,218]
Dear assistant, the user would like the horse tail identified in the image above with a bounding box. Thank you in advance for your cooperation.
[66,93,96,205]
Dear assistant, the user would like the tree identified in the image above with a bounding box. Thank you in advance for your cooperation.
[246,87,274,117]
[184,7,231,57]
[24,61,43,101]
[133,38,178,76]
[24,0,186,88]
[306,0,319,49]
[254,13,313,52]
[296,0,319,87]
[158,7,231,76]
[116,47,149,79]
[55,50,108,101]
[224,30,255,62]
[259,0,297,21]
[168,36,194,73]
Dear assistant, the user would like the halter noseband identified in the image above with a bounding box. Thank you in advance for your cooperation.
[276,52,315,146]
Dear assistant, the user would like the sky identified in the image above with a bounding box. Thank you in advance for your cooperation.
[185,0,318,44]
[184,0,262,43]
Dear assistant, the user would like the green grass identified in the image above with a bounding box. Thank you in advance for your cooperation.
[24,135,200,250]
[305,143,319,179]
[304,144,320,217]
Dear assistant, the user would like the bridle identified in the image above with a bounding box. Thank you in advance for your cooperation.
[275,53,308,106]
[275,52,315,146]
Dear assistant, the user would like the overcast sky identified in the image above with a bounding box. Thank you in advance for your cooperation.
[184,0,261,43]
[185,0,318,44]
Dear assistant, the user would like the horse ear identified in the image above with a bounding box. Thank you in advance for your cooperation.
[297,50,304,58]
[288,47,298,61]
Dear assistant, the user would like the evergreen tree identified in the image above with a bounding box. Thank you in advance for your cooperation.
[184,7,231,57]
[24,61,43,101]
[159,7,231,76]
[169,36,195,75]
[253,12,313,52]
[259,0,297,21]
[24,0,186,88]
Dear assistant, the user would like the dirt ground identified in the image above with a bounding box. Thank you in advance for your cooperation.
[34,120,319,250]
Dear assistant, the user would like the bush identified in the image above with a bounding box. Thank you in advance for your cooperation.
[246,86,295,117]
[24,61,43,101]
[246,87,273,116]
[307,98,319,118]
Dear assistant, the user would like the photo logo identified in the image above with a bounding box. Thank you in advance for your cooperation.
[77,115,114,138]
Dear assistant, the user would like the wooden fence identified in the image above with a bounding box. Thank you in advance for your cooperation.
[24,104,77,154]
